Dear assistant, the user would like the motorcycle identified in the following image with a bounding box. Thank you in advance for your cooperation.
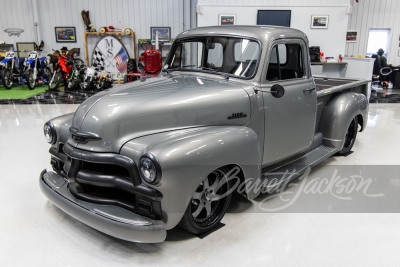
[80,66,97,90]
[23,51,51,90]
[48,50,70,90]
[95,71,113,91]
[66,59,85,90]
[48,48,80,90]
[0,51,25,89]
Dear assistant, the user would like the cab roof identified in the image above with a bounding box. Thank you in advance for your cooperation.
[176,25,308,44]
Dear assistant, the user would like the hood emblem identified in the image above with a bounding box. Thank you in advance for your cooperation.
[228,112,247,120]
[69,127,101,143]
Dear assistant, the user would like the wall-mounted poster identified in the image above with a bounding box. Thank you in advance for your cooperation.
[311,15,329,29]
[151,27,171,42]
[219,14,236,25]
[346,30,358,42]
[55,27,76,43]
[91,35,129,81]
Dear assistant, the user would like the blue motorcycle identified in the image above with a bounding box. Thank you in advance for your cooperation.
[0,51,25,89]
[23,51,51,90]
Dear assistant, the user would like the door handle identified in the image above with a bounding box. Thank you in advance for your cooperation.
[303,87,316,94]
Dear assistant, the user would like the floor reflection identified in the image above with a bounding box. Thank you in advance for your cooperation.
[0,88,101,105]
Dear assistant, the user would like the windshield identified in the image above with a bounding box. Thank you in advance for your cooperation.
[165,36,260,79]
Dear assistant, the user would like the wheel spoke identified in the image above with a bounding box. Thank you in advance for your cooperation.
[205,202,212,217]
[210,194,224,202]
[203,178,210,190]
[192,192,202,200]
[214,177,228,193]
[192,203,204,218]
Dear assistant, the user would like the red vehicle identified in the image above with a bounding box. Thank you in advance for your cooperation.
[125,46,162,82]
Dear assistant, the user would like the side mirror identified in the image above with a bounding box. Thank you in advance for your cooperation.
[271,84,285,98]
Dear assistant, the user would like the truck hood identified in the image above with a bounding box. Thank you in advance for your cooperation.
[69,75,251,152]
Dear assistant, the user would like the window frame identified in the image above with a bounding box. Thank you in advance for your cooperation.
[262,39,309,84]
[163,35,263,80]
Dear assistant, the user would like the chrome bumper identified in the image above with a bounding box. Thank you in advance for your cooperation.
[39,169,167,243]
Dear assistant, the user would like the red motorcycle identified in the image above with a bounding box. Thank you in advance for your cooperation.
[48,48,80,90]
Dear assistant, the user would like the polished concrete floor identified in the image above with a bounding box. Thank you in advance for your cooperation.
[0,103,400,266]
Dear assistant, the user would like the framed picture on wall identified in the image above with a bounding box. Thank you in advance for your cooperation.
[55,27,77,43]
[346,30,358,42]
[16,42,35,58]
[311,15,329,29]
[219,14,236,25]
[150,27,171,42]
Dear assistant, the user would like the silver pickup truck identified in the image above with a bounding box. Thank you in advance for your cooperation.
[40,26,369,243]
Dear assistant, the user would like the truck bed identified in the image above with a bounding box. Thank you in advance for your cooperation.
[314,76,370,97]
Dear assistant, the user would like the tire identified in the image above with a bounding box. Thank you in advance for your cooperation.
[48,72,62,91]
[96,78,105,90]
[337,116,358,155]
[44,67,52,83]
[27,69,36,90]
[67,79,76,90]
[127,58,137,74]
[179,167,233,235]
[2,69,13,89]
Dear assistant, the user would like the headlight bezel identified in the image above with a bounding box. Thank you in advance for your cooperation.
[43,122,57,144]
[138,154,162,184]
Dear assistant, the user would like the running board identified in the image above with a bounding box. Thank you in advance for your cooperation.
[261,145,338,190]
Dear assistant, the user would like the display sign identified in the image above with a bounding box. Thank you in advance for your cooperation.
[91,35,129,80]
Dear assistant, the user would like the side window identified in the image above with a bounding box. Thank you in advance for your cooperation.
[170,42,204,69]
[266,43,304,81]
[207,43,223,68]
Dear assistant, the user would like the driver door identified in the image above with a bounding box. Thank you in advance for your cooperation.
[261,40,317,165]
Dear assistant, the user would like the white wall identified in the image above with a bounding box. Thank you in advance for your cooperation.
[0,0,187,61]
[197,0,351,60]
[346,0,400,66]
[0,0,37,46]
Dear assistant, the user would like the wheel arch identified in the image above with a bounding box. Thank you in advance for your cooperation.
[318,92,368,150]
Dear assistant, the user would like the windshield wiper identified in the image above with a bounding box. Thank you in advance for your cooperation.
[199,67,229,80]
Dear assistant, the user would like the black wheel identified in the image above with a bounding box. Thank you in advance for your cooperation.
[127,58,137,77]
[27,69,36,90]
[179,167,233,235]
[2,69,13,89]
[67,79,76,90]
[337,116,358,155]
[44,67,52,83]
[96,78,105,90]
[48,72,62,90]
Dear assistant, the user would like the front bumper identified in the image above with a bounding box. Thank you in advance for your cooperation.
[39,169,167,243]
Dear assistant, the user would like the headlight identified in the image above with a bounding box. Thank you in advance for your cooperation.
[43,123,56,144]
[139,156,161,184]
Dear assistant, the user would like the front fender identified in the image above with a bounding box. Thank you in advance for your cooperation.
[1,58,12,63]
[319,92,368,149]
[48,112,75,143]
[120,126,262,229]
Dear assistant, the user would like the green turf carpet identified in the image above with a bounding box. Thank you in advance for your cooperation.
[0,84,47,99]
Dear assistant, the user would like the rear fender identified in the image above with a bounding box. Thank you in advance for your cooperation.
[319,92,368,149]
[120,126,262,229]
